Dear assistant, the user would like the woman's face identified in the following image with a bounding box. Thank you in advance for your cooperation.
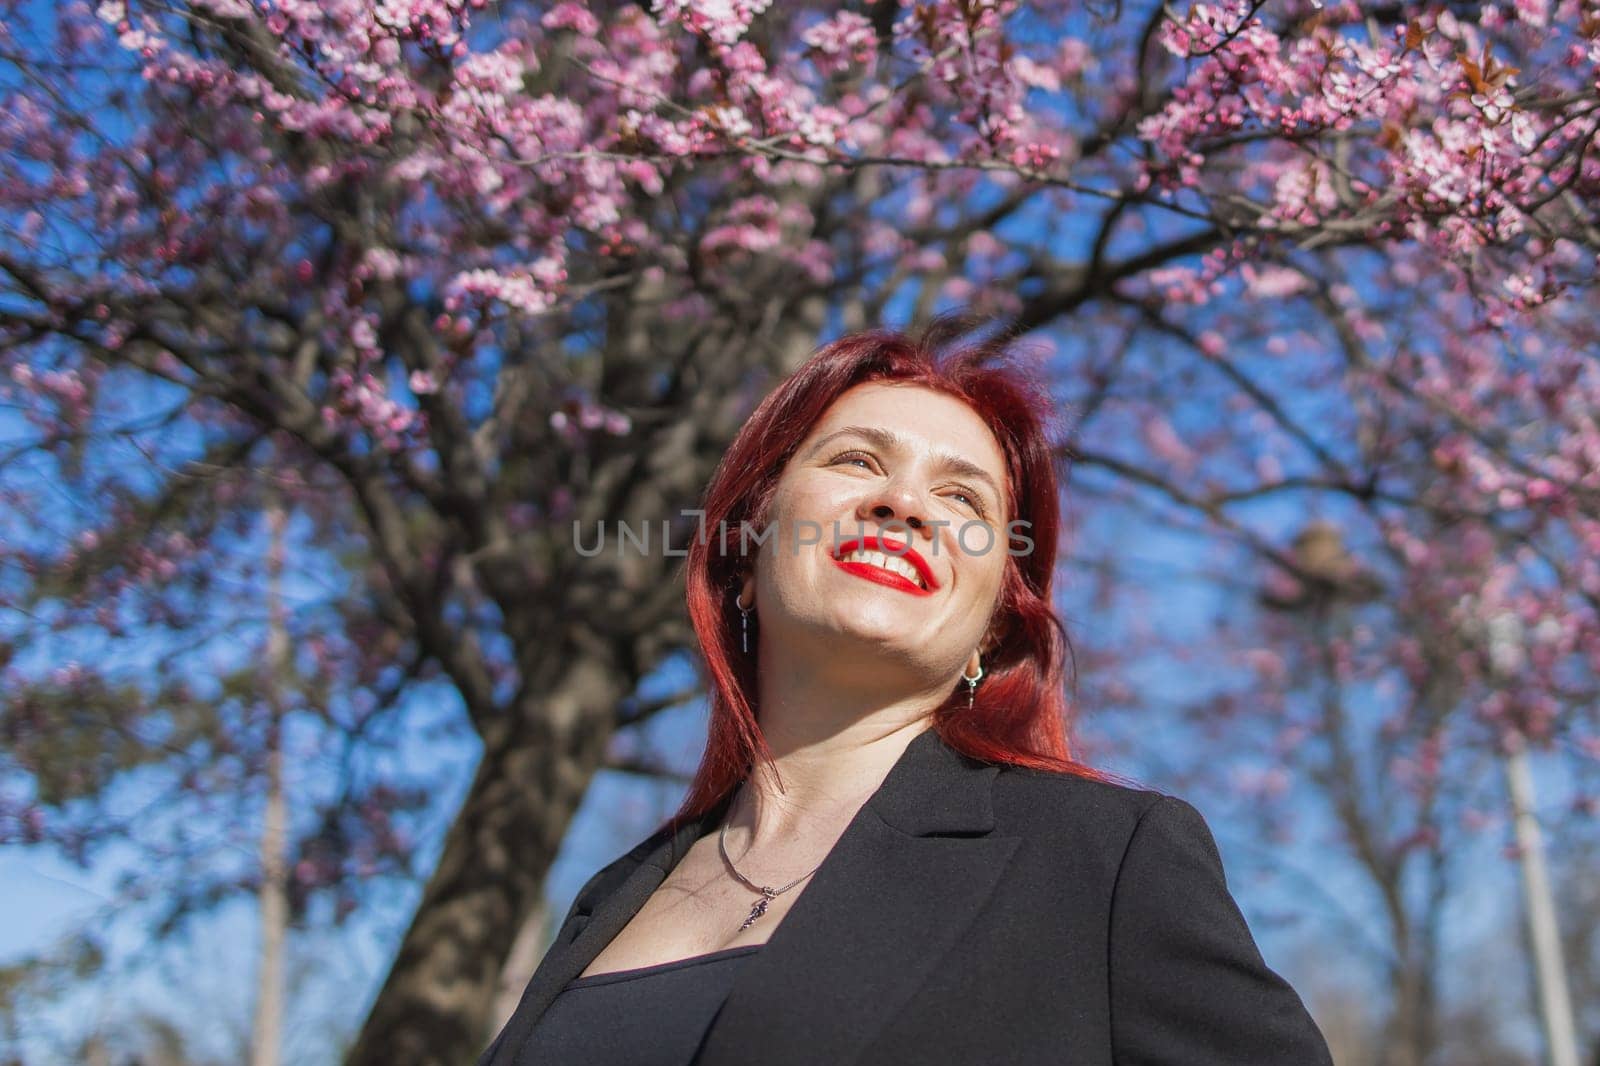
[747,381,1013,693]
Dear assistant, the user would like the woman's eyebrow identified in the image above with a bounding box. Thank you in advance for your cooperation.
[806,426,1003,508]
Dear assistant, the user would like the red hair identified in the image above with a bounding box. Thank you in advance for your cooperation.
[667,316,1111,839]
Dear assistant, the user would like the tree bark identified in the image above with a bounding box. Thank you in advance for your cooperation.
[344,652,629,1066]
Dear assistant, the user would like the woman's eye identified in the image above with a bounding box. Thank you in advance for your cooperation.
[832,450,874,469]
[950,490,986,516]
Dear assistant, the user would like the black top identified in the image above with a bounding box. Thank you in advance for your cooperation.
[509,945,763,1065]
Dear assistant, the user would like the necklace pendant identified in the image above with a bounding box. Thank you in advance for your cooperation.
[738,887,777,932]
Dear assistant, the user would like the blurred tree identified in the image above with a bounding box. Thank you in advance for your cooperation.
[1137,500,1599,1066]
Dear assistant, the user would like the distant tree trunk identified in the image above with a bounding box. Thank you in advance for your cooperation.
[1263,537,1451,1066]
[251,495,290,1066]
[1504,735,1582,1066]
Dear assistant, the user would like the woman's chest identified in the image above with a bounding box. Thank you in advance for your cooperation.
[571,849,1112,1066]
[576,839,816,978]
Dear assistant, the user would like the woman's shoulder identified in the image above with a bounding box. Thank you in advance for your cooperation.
[990,760,1208,856]
[994,758,1170,813]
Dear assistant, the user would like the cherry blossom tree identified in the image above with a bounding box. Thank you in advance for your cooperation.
[2,0,1597,1062]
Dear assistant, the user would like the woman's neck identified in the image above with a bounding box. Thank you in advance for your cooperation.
[725,714,933,850]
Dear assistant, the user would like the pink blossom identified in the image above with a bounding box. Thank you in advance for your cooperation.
[542,2,600,35]
[799,11,877,75]
[1241,264,1310,298]
[652,0,773,47]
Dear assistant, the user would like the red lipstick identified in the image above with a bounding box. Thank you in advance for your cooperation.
[830,535,938,596]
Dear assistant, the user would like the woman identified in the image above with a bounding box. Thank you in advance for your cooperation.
[480,319,1333,1065]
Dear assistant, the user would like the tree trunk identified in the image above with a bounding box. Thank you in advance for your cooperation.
[343,653,628,1066]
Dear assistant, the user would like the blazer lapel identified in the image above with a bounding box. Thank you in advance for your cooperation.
[693,727,1020,1066]
[483,727,1017,1066]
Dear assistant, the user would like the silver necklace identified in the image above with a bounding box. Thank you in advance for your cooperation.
[717,786,827,933]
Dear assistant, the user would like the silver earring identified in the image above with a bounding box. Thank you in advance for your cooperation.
[961,660,983,710]
[737,594,753,654]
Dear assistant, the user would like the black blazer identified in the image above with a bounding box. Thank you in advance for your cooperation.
[481,727,1333,1065]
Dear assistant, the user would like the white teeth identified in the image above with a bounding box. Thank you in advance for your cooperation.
[838,548,925,589]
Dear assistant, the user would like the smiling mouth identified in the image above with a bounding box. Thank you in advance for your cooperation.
[830,539,935,595]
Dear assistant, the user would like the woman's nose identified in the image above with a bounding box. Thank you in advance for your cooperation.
[859,484,928,535]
